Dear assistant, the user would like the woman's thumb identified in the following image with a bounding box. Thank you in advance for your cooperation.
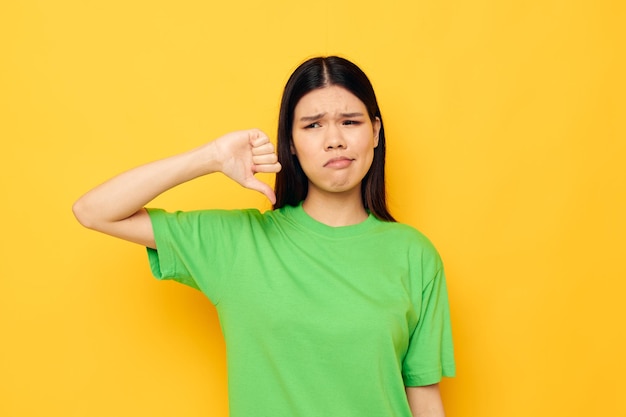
[246,178,276,205]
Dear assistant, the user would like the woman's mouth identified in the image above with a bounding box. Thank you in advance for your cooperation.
[324,157,354,169]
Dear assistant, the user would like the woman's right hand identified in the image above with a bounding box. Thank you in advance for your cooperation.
[210,129,282,204]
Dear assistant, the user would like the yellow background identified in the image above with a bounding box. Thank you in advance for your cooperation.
[1,1,624,416]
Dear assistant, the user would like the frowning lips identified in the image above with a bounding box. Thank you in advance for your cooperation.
[324,156,355,168]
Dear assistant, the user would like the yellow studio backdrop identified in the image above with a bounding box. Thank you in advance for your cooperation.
[1,1,624,416]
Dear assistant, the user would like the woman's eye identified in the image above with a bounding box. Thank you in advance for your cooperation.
[343,120,361,126]
[305,122,321,129]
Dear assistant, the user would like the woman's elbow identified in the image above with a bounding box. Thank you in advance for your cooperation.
[72,198,97,229]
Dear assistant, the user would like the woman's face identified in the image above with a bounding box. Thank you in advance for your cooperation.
[291,85,381,198]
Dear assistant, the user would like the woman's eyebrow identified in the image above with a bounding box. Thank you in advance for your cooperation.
[340,112,365,118]
[299,113,325,122]
[299,112,364,122]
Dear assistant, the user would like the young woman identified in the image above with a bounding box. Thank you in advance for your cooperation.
[73,56,455,417]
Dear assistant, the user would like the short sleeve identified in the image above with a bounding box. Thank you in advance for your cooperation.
[402,262,456,386]
[145,208,240,304]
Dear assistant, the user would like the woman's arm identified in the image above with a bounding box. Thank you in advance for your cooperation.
[72,129,281,248]
[406,384,446,417]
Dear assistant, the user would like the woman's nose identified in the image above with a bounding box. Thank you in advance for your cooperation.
[324,125,346,150]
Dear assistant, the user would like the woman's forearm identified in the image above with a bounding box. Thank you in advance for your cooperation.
[72,129,281,247]
[72,142,217,230]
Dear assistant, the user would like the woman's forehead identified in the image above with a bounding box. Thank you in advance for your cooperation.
[294,86,366,116]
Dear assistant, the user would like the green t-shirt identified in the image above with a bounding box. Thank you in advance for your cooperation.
[147,203,455,417]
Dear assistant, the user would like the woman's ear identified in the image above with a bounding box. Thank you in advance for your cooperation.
[373,117,381,148]
[290,142,297,155]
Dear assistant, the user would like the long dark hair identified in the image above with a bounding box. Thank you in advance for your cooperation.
[274,56,395,222]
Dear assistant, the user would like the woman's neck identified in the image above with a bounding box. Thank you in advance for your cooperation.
[302,187,368,227]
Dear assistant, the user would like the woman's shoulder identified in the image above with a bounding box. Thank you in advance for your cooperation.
[373,219,441,257]
[374,219,431,240]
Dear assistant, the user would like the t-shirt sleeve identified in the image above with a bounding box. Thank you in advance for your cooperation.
[145,208,241,304]
[402,245,456,386]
